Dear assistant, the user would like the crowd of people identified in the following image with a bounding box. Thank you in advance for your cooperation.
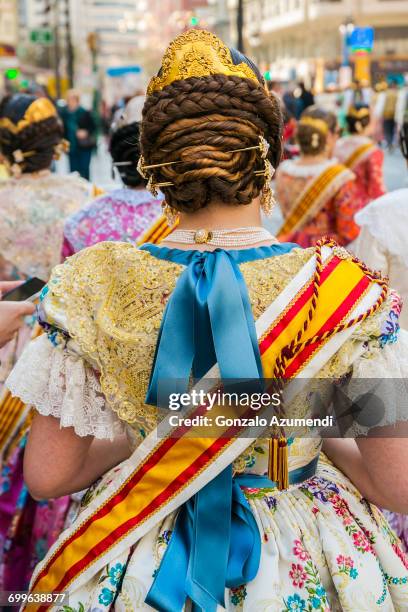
[0,28,407,611]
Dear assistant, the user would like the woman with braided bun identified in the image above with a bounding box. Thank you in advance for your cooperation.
[7,31,408,611]
[0,94,95,593]
[276,106,363,248]
[62,96,164,256]
[334,104,386,207]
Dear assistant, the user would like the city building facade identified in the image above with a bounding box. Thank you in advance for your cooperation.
[240,0,408,87]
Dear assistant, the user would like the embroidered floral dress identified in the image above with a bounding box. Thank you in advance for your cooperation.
[334,136,386,207]
[62,187,163,256]
[0,171,93,592]
[275,159,362,248]
[7,241,408,611]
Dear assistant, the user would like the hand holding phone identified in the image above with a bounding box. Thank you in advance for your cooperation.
[1,278,46,302]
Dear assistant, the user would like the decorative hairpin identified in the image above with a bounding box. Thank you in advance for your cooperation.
[139,135,272,195]
[54,139,70,159]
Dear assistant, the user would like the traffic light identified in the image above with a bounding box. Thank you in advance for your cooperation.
[264,70,272,81]
[5,68,20,80]
[190,16,199,26]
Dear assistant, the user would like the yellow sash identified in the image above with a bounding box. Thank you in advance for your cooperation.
[344,142,375,170]
[278,164,350,238]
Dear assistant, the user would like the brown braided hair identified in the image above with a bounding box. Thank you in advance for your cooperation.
[0,95,63,174]
[296,106,337,156]
[141,72,283,213]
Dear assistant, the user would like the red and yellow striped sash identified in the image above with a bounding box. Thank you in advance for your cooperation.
[27,243,385,608]
[0,325,43,458]
[278,164,347,237]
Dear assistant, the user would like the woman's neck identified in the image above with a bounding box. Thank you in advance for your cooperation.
[17,168,51,180]
[176,197,263,231]
[163,197,274,251]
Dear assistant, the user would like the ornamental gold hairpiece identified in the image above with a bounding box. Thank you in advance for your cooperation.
[298,117,329,135]
[0,98,57,134]
[348,106,370,119]
[147,29,260,95]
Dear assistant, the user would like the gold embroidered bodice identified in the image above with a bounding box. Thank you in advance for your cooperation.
[41,242,395,471]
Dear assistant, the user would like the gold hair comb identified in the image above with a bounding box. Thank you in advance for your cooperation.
[147,29,260,95]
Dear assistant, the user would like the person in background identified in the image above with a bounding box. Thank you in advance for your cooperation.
[0,93,94,592]
[334,104,386,206]
[295,81,315,118]
[382,81,399,150]
[63,96,164,256]
[275,106,361,247]
[60,89,96,180]
[351,118,408,330]
[351,117,408,552]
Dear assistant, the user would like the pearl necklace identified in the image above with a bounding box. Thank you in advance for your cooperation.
[162,226,276,247]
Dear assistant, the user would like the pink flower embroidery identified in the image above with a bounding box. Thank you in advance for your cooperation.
[330,494,350,517]
[393,542,408,570]
[293,539,310,561]
[352,531,373,553]
[289,563,307,588]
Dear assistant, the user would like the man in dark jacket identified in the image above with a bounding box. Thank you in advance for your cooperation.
[60,90,96,180]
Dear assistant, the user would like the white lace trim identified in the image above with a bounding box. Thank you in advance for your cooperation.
[345,330,408,437]
[354,189,408,267]
[277,158,338,178]
[6,335,124,440]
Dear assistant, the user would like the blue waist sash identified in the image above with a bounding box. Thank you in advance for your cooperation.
[145,455,319,612]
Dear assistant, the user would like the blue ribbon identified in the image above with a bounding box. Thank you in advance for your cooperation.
[139,243,300,611]
[145,457,319,612]
[145,249,264,406]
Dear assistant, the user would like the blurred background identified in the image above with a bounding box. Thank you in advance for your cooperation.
[1,0,407,191]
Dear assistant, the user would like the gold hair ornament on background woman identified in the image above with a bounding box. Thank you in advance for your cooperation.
[298,116,329,134]
[0,98,57,134]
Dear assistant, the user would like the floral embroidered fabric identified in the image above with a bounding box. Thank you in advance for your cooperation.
[62,188,163,257]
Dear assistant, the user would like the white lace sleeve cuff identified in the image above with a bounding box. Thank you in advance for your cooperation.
[344,329,408,436]
[6,334,124,440]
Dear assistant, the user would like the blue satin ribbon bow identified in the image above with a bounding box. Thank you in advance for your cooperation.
[145,248,264,404]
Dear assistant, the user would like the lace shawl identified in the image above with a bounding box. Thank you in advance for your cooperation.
[0,173,92,280]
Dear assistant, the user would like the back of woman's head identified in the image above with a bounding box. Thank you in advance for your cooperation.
[0,94,63,174]
[109,122,144,188]
[140,30,283,213]
[109,95,145,188]
[296,106,337,156]
[346,105,370,135]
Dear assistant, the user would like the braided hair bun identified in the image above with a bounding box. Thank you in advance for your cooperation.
[109,122,145,188]
[0,94,63,174]
[297,106,337,156]
[141,64,283,213]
